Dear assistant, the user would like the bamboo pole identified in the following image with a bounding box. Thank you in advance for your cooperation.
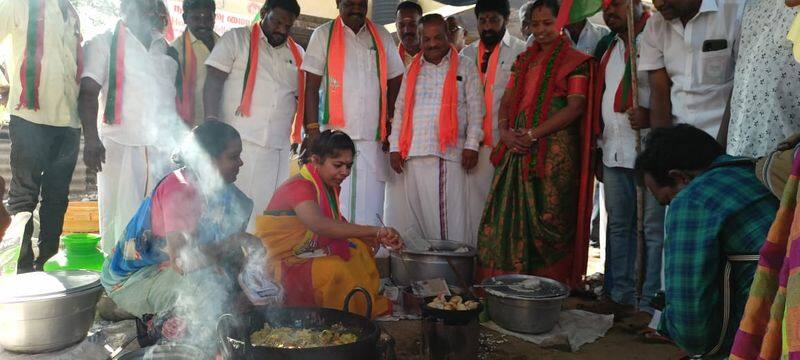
[625,0,646,309]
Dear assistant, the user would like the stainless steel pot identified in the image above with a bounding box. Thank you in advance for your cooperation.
[482,275,569,334]
[390,240,475,288]
[0,270,103,353]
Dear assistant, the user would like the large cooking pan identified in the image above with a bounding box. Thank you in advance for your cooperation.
[217,288,392,360]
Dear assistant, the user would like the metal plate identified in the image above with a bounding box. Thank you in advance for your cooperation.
[481,275,569,300]
[400,239,476,257]
[0,270,101,303]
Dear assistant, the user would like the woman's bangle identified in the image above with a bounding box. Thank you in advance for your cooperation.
[306,123,320,130]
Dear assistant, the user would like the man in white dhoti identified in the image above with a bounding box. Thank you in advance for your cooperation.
[203,0,303,231]
[302,0,405,227]
[80,0,185,253]
[460,0,526,247]
[386,14,484,246]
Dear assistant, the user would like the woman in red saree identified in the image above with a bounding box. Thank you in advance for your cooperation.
[255,130,403,318]
[477,0,596,288]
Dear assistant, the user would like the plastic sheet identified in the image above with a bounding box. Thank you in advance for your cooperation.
[481,309,614,352]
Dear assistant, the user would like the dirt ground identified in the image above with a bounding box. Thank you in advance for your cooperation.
[380,247,684,359]
[382,319,682,359]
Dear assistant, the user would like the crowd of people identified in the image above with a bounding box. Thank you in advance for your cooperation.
[1,0,800,357]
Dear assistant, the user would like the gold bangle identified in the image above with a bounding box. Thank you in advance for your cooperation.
[306,123,320,130]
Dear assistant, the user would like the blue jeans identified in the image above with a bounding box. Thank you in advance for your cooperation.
[602,166,665,310]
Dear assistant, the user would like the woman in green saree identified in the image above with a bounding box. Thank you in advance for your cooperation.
[477,0,596,287]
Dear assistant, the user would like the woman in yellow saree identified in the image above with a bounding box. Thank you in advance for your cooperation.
[255,130,403,318]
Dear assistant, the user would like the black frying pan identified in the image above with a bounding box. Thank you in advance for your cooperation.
[218,288,389,360]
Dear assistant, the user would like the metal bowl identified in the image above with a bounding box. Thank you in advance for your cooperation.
[0,270,103,353]
[481,275,569,334]
[390,240,476,288]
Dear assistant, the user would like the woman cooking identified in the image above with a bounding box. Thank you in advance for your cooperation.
[477,0,595,287]
[100,121,255,345]
[256,130,403,319]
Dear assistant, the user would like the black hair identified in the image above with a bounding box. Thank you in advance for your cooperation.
[634,124,724,187]
[396,1,423,16]
[260,0,301,17]
[175,120,241,166]
[300,130,356,165]
[182,0,215,12]
[474,0,511,19]
[419,13,447,29]
[529,0,560,19]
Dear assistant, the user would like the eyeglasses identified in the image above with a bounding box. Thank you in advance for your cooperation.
[448,25,463,34]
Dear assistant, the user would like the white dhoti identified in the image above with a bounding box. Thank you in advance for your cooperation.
[98,138,175,253]
[339,140,388,226]
[235,141,290,232]
[464,147,494,247]
[384,156,467,249]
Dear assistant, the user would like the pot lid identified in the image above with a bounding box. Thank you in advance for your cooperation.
[397,239,476,257]
[481,275,569,300]
[0,270,101,303]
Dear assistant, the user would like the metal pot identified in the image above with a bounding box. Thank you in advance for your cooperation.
[481,275,569,334]
[390,240,475,288]
[0,270,103,353]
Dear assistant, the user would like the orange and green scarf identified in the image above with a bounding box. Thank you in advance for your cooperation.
[237,22,305,130]
[398,47,460,159]
[103,21,127,125]
[177,31,198,124]
[597,11,650,113]
[18,0,82,111]
[323,17,389,141]
[477,40,501,146]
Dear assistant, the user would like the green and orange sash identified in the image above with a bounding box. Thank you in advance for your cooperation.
[177,31,198,124]
[398,48,460,159]
[237,22,305,134]
[103,21,126,125]
[477,40,501,146]
[18,0,82,111]
[597,11,650,113]
[323,17,389,141]
[288,37,306,145]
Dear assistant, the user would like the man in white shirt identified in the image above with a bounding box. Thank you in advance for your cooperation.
[395,1,422,66]
[302,0,405,227]
[639,0,745,138]
[80,0,185,253]
[0,0,82,272]
[386,14,484,247]
[203,0,303,231]
[460,0,526,247]
[171,0,219,126]
[596,0,665,313]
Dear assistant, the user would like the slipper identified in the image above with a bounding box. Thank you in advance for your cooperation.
[638,328,673,344]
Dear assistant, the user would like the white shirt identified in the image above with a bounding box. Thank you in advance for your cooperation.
[639,0,746,138]
[599,34,651,169]
[205,26,302,149]
[302,21,405,141]
[82,28,181,146]
[0,0,81,128]
[526,20,611,56]
[461,31,527,147]
[389,51,484,161]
